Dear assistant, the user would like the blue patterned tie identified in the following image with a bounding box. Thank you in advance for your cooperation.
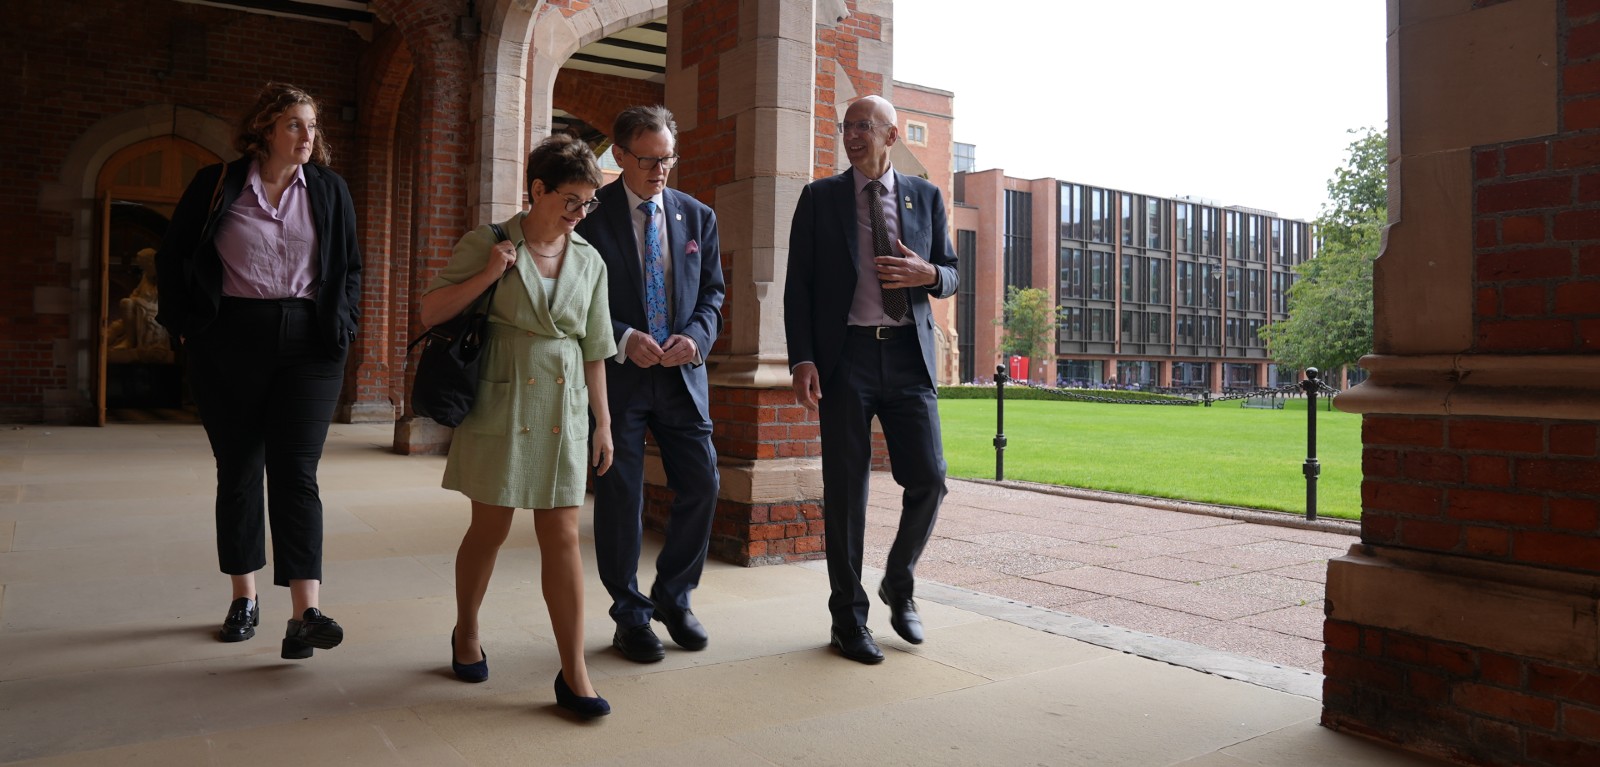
[640,200,670,343]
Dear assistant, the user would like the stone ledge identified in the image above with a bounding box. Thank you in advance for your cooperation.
[1326,543,1600,665]
[1335,353,1600,421]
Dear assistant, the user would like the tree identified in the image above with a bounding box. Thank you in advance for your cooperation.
[995,286,1066,374]
[1260,127,1386,374]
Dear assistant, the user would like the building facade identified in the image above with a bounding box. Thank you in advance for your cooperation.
[954,170,1315,391]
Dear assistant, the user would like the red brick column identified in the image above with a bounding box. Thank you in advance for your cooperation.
[1327,2,1600,765]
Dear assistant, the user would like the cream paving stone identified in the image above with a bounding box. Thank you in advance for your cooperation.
[8,706,472,767]
[0,568,223,633]
[1216,718,1451,766]
[1107,555,1246,583]
[1032,565,1176,596]
[882,615,1117,681]
[0,538,215,586]
[729,653,1320,767]
[0,520,13,552]
[567,737,774,767]
[411,648,988,766]
[1128,584,1287,621]
[1064,597,1222,637]
[1169,753,1261,766]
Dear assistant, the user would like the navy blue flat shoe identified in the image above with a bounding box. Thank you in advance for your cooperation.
[451,630,489,683]
[554,671,610,718]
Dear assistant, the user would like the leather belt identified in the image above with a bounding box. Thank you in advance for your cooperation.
[847,325,910,340]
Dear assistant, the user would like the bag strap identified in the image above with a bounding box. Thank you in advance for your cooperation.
[406,222,514,352]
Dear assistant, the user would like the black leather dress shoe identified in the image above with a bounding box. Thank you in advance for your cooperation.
[830,625,884,664]
[652,604,709,651]
[282,608,343,660]
[219,597,259,642]
[878,583,925,644]
[613,623,666,663]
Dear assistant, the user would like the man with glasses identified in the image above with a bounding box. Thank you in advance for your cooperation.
[576,105,726,663]
[784,95,958,664]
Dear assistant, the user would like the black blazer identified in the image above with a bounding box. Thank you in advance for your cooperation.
[156,158,362,357]
[575,180,725,421]
[784,169,959,386]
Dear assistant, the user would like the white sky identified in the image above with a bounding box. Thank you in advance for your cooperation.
[891,0,1388,222]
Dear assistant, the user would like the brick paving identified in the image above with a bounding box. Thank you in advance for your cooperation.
[866,478,1356,672]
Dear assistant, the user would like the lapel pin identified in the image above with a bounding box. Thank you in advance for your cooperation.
[675,213,683,221]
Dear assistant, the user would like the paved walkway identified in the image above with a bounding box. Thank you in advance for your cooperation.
[879,479,1353,674]
[0,422,1442,767]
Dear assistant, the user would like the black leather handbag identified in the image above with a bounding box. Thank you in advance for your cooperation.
[408,223,510,427]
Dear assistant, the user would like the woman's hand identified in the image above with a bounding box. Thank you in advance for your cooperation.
[590,424,613,476]
[480,239,517,281]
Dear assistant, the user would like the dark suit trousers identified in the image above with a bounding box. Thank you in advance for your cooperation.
[819,329,948,629]
[187,298,346,587]
[592,365,720,628]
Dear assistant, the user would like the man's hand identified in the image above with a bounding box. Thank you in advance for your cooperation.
[875,238,937,289]
[791,362,822,411]
[625,331,664,368]
[659,335,698,367]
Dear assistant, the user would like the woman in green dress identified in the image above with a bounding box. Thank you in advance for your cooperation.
[420,134,616,717]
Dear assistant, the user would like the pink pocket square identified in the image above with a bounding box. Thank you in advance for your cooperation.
[685,240,699,254]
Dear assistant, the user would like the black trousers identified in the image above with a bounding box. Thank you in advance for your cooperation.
[818,328,948,629]
[188,297,346,587]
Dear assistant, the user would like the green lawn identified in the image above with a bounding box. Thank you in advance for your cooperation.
[937,397,1363,519]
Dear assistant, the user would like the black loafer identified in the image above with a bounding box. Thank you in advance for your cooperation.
[219,597,259,643]
[613,623,665,663]
[282,608,343,660]
[830,625,884,664]
[878,583,925,645]
[652,604,709,651]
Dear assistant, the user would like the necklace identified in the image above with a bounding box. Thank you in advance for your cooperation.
[526,236,565,259]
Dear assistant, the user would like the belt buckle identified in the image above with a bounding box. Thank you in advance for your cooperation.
[875,327,892,340]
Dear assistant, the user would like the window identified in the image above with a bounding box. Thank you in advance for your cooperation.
[1004,190,1033,289]
[1060,183,1083,239]
[957,230,976,382]
[1122,254,1136,301]
[1061,247,1084,298]
[1145,198,1166,249]
[1198,207,1218,256]
[1088,188,1112,243]
[905,121,928,146]
[1121,194,1137,246]
[1148,258,1165,304]
[1178,262,1196,306]
[1174,203,1192,253]
[955,142,976,173]
[1088,251,1113,299]
[1225,211,1242,259]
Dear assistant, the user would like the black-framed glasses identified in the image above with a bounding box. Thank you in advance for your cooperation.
[838,120,890,134]
[619,146,679,170]
[562,194,602,214]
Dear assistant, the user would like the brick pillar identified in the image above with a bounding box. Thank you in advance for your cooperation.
[1328,2,1600,765]
[385,2,474,455]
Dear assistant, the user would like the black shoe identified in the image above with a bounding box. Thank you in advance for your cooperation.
[554,671,610,718]
[652,604,709,651]
[282,608,343,660]
[451,629,489,683]
[613,623,665,663]
[830,625,884,664]
[878,583,925,645]
[218,597,259,643]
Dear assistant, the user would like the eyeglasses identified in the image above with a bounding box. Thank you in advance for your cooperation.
[619,146,679,170]
[838,120,890,135]
[562,194,602,214]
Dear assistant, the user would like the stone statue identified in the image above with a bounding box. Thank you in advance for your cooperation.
[107,248,173,364]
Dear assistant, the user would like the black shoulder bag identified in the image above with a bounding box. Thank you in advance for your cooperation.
[408,223,511,428]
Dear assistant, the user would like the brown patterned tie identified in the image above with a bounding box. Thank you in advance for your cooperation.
[866,179,909,321]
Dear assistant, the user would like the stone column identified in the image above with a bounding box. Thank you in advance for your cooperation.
[1325,2,1600,765]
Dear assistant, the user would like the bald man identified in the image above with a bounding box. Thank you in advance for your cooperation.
[783,95,959,664]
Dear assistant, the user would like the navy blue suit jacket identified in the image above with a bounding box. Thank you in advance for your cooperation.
[784,169,958,386]
[576,180,725,421]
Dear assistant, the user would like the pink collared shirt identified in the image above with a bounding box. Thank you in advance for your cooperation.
[214,161,319,299]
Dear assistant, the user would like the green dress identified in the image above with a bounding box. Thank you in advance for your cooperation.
[426,214,616,509]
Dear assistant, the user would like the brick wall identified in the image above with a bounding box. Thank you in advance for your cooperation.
[0,1,363,422]
[552,70,664,143]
